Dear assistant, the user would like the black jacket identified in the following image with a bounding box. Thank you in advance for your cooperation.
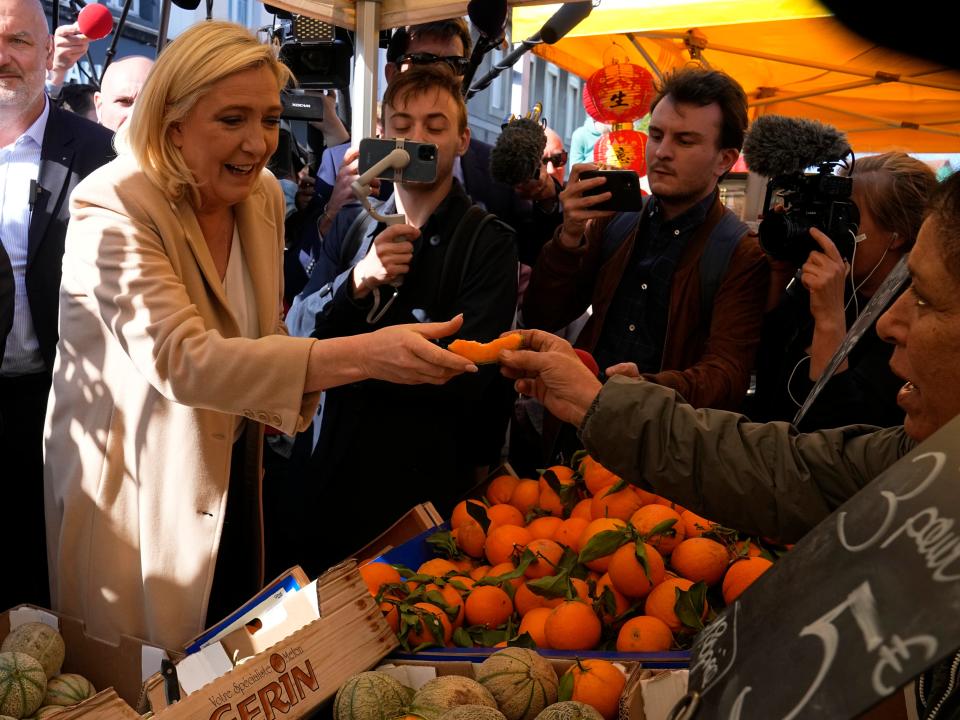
[27,105,114,370]
[298,180,518,572]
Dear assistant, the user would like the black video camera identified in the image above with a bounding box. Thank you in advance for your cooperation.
[267,14,352,91]
[759,162,860,267]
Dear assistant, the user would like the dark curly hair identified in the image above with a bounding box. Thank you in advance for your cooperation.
[928,170,960,281]
[490,118,546,186]
[650,66,748,151]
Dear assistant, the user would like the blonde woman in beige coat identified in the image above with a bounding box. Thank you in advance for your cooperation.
[42,21,477,650]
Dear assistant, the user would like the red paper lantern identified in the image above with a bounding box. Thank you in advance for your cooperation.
[594,129,648,175]
[583,62,656,124]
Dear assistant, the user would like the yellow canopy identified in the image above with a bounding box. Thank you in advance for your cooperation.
[513,0,960,153]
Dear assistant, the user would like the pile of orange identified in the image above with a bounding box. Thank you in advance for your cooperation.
[359,455,784,654]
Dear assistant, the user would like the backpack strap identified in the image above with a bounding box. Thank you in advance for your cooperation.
[698,208,749,326]
[599,195,652,263]
[435,205,497,319]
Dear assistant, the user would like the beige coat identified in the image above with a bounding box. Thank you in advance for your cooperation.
[43,154,320,649]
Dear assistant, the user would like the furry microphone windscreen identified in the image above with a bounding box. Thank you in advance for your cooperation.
[743,115,851,178]
[490,117,547,187]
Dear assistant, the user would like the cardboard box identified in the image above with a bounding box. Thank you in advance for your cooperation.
[143,560,398,719]
[0,605,174,719]
[353,502,444,562]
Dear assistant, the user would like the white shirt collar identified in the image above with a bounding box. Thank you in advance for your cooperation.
[11,95,50,150]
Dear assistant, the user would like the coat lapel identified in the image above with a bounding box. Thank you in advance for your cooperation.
[171,196,237,332]
[28,106,74,267]
[172,178,277,337]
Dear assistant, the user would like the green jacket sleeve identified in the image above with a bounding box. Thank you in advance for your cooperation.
[580,376,915,542]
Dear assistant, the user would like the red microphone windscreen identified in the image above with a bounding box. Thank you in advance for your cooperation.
[574,349,600,378]
[78,4,113,40]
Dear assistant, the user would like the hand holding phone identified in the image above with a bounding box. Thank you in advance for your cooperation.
[557,163,619,248]
[351,224,420,299]
[359,138,439,184]
[578,169,643,212]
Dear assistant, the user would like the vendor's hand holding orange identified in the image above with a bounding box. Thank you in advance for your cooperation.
[498,329,603,426]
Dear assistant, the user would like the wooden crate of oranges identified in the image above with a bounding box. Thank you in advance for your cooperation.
[359,454,788,659]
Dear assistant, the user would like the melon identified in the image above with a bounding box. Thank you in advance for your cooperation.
[440,706,508,720]
[42,674,94,707]
[1,625,64,682]
[476,648,559,720]
[0,651,47,718]
[534,702,604,720]
[333,671,412,720]
[409,676,498,720]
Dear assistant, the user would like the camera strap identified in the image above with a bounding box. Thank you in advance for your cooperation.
[793,253,910,425]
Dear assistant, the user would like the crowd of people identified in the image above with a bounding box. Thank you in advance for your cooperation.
[2,1,959,714]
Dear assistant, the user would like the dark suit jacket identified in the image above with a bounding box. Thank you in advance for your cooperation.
[27,104,114,371]
[460,138,515,221]
[0,242,12,367]
[460,137,564,265]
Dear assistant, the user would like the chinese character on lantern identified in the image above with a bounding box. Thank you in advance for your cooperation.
[583,53,655,177]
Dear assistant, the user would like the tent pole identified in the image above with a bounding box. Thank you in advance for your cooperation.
[627,33,662,80]
[157,0,172,55]
[796,99,960,138]
[351,0,381,145]
[750,78,886,107]
[641,31,960,93]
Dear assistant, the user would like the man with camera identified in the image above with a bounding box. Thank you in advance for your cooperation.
[522,67,769,421]
[283,64,517,575]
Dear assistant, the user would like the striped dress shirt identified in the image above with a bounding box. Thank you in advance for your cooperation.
[0,97,49,376]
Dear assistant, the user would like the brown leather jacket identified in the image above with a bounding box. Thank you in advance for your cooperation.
[522,193,770,410]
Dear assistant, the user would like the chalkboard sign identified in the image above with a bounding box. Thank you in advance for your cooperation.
[677,413,960,720]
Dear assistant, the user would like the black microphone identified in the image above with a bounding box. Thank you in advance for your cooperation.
[539,1,593,44]
[170,0,202,9]
[468,0,507,40]
[466,1,592,100]
[742,115,851,178]
[491,117,546,187]
[28,180,40,211]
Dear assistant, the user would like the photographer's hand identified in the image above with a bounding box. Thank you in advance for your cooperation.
[557,163,615,249]
[320,148,382,237]
[802,228,850,378]
[351,224,418,299]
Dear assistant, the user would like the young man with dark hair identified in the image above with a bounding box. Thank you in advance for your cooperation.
[285,65,518,574]
[522,66,769,433]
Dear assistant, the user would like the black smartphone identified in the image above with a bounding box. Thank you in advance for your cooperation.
[579,169,644,212]
[358,138,439,184]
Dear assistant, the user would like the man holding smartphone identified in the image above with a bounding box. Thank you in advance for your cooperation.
[522,67,769,421]
[283,65,518,574]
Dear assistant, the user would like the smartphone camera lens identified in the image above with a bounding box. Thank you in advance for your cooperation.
[418,145,437,161]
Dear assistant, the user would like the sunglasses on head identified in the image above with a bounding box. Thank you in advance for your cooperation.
[542,150,568,168]
[395,52,471,76]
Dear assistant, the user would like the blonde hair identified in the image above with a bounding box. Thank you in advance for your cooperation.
[126,20,293,205]
[852,152,937,250]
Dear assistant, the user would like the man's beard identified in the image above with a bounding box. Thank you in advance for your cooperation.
[0,71,43,110]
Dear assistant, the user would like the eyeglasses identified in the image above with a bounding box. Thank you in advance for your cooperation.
[395,52,471,76]
[542,151,568,168]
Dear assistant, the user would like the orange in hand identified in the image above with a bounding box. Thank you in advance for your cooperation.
[448,333,523,364]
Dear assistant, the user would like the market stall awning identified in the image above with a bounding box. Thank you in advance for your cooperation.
[513,0,960,152]
[260,0,553,32]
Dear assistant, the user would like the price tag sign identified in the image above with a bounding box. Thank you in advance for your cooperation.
[681,415,960,720]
